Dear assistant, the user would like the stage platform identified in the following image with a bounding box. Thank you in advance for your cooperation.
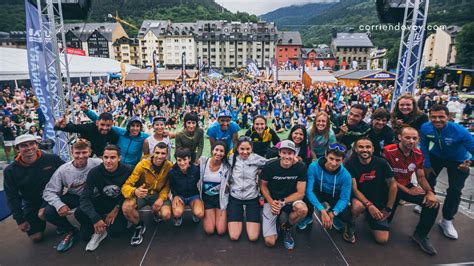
[0,204,473,266]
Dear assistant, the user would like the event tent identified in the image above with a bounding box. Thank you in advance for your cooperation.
[303,70,338,87]
[0,47,137,81]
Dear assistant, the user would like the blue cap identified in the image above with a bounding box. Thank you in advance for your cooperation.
[217,110,231,118]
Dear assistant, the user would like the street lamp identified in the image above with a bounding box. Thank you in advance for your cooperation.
[153,50,158,85]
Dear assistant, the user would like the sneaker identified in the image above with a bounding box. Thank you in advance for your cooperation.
[413,205,422,214]
[333,217,343,231]
[130,223,146,246]
[412,232,437,255]
[282,225,295,250]
[297,217,313,230]
[192,215,200,223]
[174,217,183,227]
[85,231,108,252]
[343,223,356,244]
[438,218,458,239]
[56,230,77,252]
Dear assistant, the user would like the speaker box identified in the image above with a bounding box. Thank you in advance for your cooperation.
[376,0,412,24]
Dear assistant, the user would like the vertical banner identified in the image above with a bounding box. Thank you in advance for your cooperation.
[25,0,55,142]
[182,52,186,86]
[271,57,277,83]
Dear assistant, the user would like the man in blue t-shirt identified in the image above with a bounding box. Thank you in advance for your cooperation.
[207,110,240,152]
[420,104,474,240]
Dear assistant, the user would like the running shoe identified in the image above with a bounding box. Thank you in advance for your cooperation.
[296,217,313,230]
[412,232,437,255]
[85,231,107,252]
[130,223,146,246]
[282,225,295,250]
[56,230,77,252]
[333,217,343,231]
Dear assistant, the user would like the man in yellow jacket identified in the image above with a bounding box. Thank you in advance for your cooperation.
[121,142,173,246]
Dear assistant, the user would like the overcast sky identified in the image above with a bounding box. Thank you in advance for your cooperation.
[215,0,339,16]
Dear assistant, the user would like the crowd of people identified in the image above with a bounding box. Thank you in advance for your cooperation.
[1,78,473,256]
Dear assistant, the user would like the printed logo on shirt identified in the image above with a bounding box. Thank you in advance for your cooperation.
[43,166,53,170]
[359,170,376,183]
[103,185,121,198]
[407,163,416,172]
[272,175,299,180]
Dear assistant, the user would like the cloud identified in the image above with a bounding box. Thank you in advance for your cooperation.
[215,0,339,15]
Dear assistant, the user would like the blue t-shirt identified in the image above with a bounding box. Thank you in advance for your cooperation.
[207,121,240,150]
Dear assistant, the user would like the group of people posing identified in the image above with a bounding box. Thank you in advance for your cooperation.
[4,93,473,257]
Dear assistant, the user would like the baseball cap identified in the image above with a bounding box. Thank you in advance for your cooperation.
[127,116,143,125]
[152,116,167,123]
[217,110,231,118]
[279,140,297,153]
[14,134,38,146]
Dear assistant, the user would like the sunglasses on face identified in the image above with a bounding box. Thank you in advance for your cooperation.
[219,119,231,123]
[328,143,346,153]
[238,136,252,142]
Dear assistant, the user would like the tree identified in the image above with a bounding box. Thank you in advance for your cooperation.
[456,22,474,68]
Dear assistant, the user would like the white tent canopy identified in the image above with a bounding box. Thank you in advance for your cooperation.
[305,70,338,83]
[0,47,137,81]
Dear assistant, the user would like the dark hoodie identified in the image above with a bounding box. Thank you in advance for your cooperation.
[168,164,200,198]
[79,163,133,223]
[4,151,65,224]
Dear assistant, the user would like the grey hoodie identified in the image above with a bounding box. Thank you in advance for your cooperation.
[229,153,267,200]
[42,158,102,211]
[198,156,231,210]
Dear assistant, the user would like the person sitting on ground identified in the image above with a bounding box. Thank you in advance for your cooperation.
[383,127,440,255]
[42,140,102,252]
[121,142,173,246]
[344,138,397,244]
[168,147,204,226]
[260,140,308,250]
[4,134,65,243]
[198,141,231,235]
[74,145,133,251]
[306,143,352,234]
[227,136,267,242]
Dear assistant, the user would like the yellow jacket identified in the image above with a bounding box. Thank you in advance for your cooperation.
[121,158,173,200]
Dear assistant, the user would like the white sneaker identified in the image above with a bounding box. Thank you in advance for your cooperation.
[438,218,458,239]
[413,205,422,214]
[85,231,108,251]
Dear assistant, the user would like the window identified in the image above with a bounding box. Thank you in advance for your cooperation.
[285,48,288,51]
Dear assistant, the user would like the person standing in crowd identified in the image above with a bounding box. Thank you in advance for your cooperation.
[245,115,280,158]
[121,142,173,246]
[85,109,149,166]
[331,104,370,152]
[143,116,172,159]
[207,110,240,153]
[54,112,119,157]
[276,125,313,166]
[75,145,133,251]
[169,148,204,226]
[199,141,231,235]
[42,140,102,252]
[305,143,352,234]
[309,111,336,159]
[383,127,440,255]
[175,112,204,165]
[367,108,395,157]
[1,116,17,163]
[260,140,308,250]
[390,94,428,133]
[4,134,65,242]
[227,136,267,242]
[420,104,474,240]
[344,138,397,244]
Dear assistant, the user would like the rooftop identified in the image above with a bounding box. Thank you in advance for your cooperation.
[332,32,374,48]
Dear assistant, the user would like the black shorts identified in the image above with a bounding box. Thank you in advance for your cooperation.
[365,211,390,231]
[203,194,220,210]
[227,196,260,223]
